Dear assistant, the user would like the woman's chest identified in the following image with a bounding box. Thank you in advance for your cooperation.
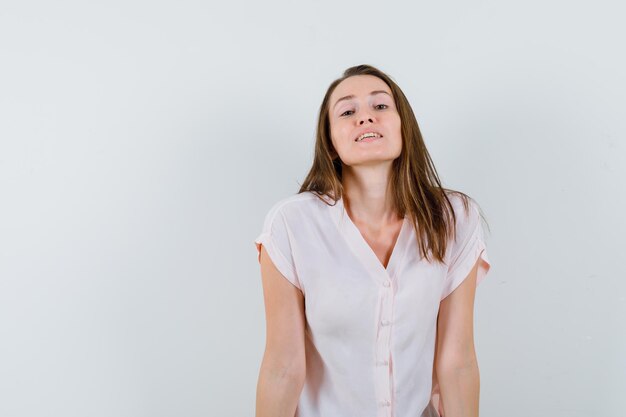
[293,233,446,337]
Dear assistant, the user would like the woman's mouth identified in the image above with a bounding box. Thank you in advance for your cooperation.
[355,132,383,142]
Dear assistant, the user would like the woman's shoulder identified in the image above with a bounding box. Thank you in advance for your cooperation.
[444,190,478,217]
[261,191,330,223]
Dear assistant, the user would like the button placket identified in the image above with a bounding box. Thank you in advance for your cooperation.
[329,198,410,417]
[375,280,395,417]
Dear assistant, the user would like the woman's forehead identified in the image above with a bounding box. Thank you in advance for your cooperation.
[332,75,390,98]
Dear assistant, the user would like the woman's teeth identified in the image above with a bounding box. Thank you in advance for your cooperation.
[356,133,382,142]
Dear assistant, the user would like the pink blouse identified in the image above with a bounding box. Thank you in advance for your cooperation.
[254,191,491,417]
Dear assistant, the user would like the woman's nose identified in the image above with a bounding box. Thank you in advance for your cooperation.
[358,113,374,125]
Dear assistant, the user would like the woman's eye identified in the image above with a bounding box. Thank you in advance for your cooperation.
[340,104,387,117]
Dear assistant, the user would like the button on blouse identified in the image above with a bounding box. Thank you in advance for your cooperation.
[254,191,491,417]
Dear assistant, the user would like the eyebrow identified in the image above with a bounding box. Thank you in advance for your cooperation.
[332,90,392,110]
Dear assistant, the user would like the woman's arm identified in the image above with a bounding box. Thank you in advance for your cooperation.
[435,259,482,417]
[255,245,307,417]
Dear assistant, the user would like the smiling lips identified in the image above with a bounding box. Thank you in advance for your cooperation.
[355,132,383,142]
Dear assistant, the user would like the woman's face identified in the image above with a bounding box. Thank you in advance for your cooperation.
[328,75,402,167]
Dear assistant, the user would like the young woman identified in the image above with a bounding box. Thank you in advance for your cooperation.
[254,64,491,417]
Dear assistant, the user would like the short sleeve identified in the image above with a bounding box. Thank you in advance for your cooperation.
[440,199,491,301]
[254,203,302,290]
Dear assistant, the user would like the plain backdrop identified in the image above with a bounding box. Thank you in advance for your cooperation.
[1,1,625,416]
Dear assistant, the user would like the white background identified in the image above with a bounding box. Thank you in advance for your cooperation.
[1,1,625,416]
